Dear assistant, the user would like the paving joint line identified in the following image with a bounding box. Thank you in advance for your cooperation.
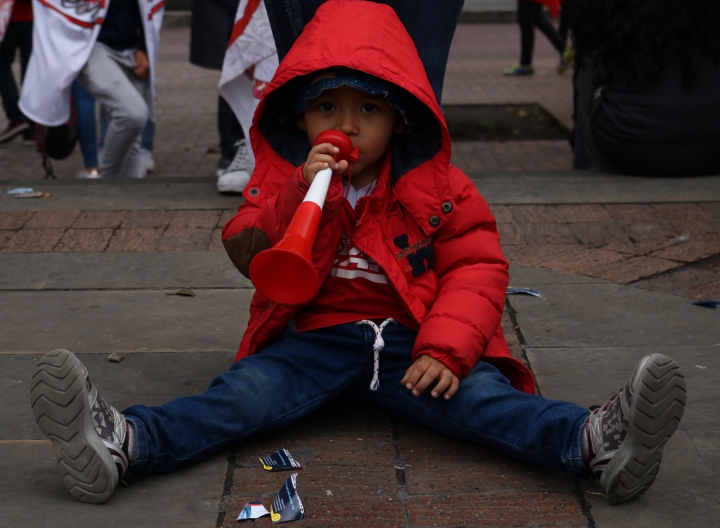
[624,252,720,286]
[391,415,412,527]
[504,298,539,395]
[505,298,598,527]
[216,446,238,528]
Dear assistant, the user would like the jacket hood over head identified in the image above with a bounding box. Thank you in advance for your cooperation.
[244,0,452,217]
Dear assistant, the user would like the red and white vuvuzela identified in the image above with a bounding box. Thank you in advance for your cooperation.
[249,130,360,305]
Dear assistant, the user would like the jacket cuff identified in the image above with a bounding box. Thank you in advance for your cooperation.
[413,315,488,378]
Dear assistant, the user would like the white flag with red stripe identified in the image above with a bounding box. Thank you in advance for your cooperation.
[218,0,278,154]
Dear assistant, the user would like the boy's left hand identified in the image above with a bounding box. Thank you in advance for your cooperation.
[134,50,150,78]
[401,355,460,400]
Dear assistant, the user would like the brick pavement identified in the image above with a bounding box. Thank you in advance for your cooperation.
[3,203,719,301]
[0,24,573,181]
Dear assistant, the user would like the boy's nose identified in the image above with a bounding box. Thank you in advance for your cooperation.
[336,111,359,136]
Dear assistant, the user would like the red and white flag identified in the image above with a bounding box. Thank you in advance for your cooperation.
[218,0,278,158]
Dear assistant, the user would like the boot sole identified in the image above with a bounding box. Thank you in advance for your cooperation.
[30,349,117,504]
[600,353,686,504]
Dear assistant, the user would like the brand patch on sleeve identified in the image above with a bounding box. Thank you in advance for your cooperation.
[393,234,434,278]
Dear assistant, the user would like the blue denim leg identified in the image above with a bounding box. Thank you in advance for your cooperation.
[124,323,589,477]
[365,324,590,476]
[123,324,373,475]
[140,119,154,151]
[71,81,99,168]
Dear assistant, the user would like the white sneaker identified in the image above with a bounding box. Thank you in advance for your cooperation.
[76,168,101,179]
[217,139,254,194]
[139,148,155,172]
[217,170,251,194]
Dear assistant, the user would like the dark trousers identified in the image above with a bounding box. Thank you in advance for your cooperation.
[0,21,32,122]
[517,0,565,67]
[558,0,578,44]
[218,95,244,161]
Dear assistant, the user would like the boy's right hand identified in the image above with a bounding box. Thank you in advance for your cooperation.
[303,143,349,185]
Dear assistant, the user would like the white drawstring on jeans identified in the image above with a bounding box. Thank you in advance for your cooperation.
[355,318,396,391]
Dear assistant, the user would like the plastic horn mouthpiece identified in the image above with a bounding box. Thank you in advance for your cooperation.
[248,131,360,305]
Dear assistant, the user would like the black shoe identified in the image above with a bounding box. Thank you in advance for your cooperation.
[0,120,30,143]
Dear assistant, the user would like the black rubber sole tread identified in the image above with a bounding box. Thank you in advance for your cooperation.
[601,353,686,504]
[30,349,117,504]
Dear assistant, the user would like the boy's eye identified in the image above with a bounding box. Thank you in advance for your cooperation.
[361,103,378,113]
[319,102,335,112]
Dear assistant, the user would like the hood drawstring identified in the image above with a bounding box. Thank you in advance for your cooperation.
[356,318,396,391]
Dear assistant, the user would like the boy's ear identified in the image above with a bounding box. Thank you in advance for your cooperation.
[297,114,307,131]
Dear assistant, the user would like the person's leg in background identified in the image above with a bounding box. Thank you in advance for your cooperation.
[0,21,31,143]
[533,3,567,57]
[557,0,577,73]
[77,44,148,178]
[71,81,101,179]
[503,0,537,76]
[16,18,34,143]
[217,95,243,176]
[139,119,155,172]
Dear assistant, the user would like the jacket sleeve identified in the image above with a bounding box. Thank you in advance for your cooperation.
[411,170,509,378]
[221,165,343,278]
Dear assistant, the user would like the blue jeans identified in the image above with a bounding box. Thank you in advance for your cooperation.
[125,323,589,477]
[72,81,99,168]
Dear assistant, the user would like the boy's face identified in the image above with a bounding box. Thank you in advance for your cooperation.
[298,85,406,177]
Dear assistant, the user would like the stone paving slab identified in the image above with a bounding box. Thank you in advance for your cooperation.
[0,442,228,528]
[508,281,720,349]
[0,252,251,290]
[471,172,720,204]
[1,351,234,440]
[0,290,251,354]
[1,179,241,211]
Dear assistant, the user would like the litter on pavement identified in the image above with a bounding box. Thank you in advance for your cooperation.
[166,287,196,297]
[260,449,303,472]
[237,501,270,521]
[108,352,125,363]
[270,474,304,523]
[507,287,542,297]
[693,299,720,310]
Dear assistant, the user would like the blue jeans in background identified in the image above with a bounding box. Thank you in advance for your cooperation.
[124,323,589,477]
[72,81,99,168]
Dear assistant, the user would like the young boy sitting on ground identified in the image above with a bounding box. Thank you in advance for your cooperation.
[30,0,686,507]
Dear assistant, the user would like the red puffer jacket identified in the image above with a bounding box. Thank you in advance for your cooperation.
[222,0,536,394]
